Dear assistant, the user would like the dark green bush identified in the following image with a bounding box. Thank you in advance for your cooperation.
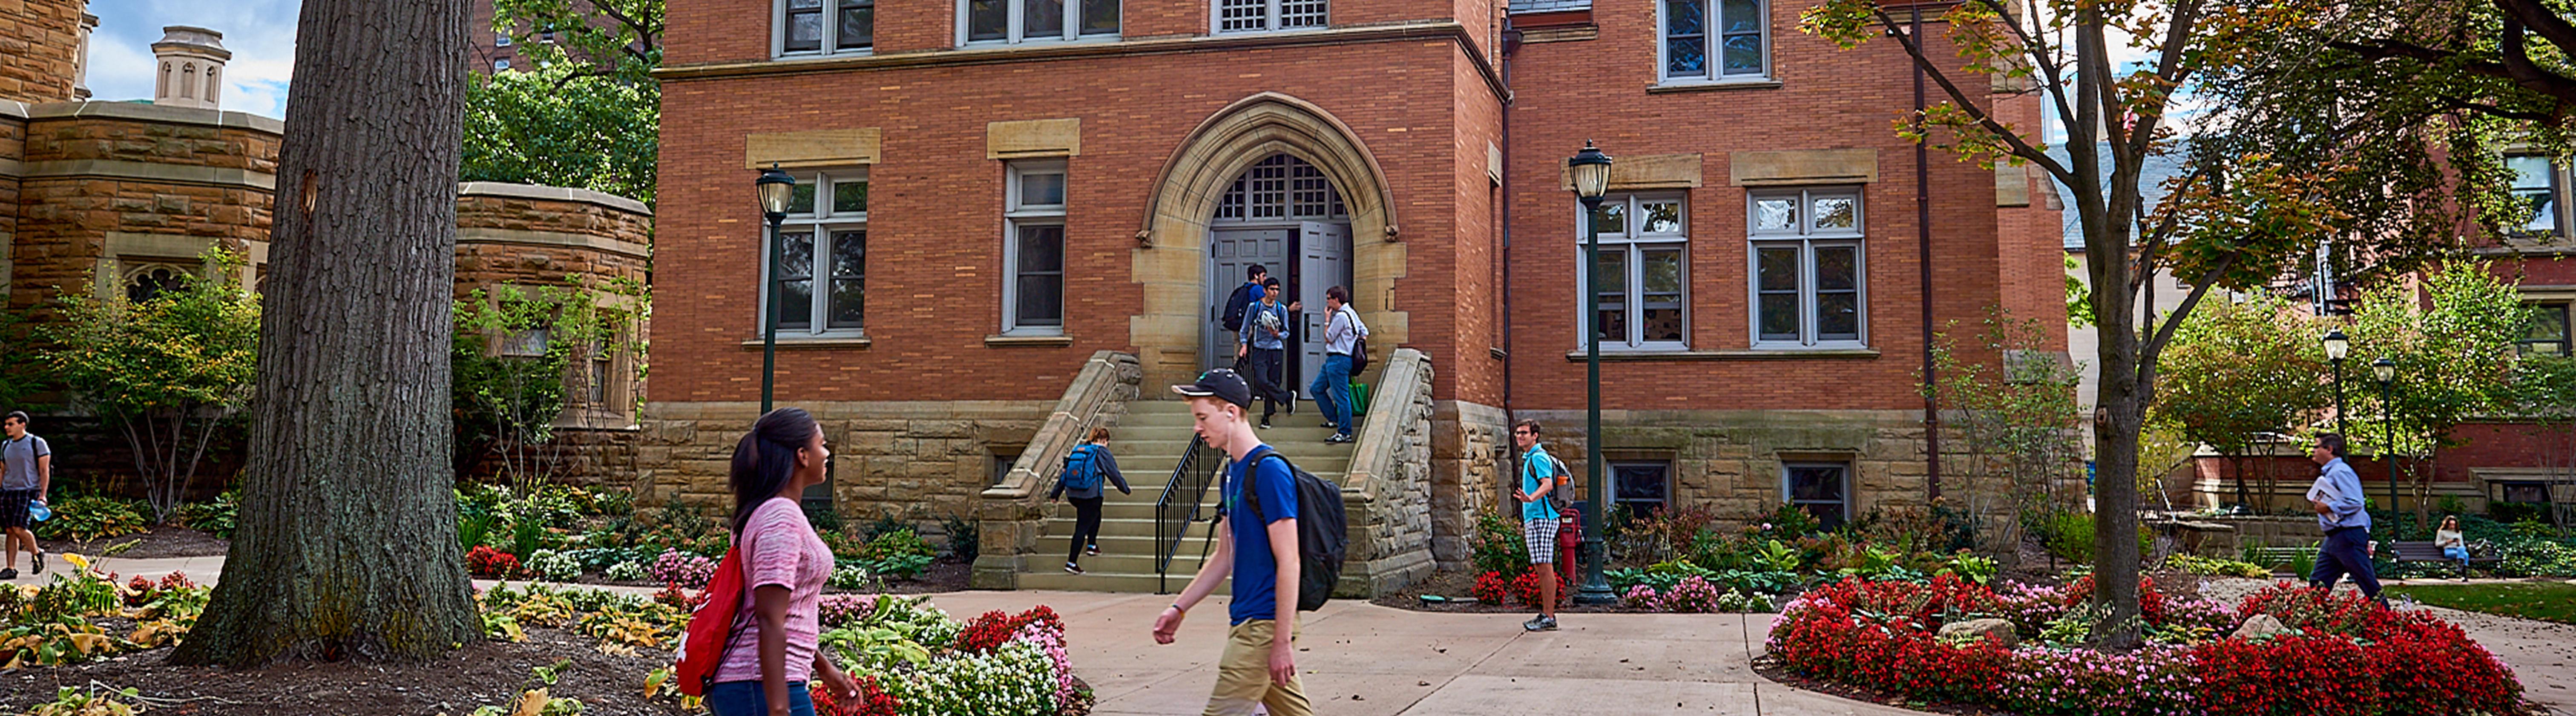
[178,489,239,538]
[941,513,979,560]
[34,494,150,543]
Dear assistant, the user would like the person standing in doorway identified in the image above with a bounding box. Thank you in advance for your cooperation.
[1219,265,1269,349]
[1235,277,1301,429]
[1152,369,1314,716]
[1048,426,1131,575]
[1308,286,1367,445]
[2305,433,2380,601]
[0,411,51,580]
[1510,420,1561,632]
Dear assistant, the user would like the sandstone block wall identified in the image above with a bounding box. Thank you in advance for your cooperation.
[454,182,653,294]
[1429,399,1506,569]
[1507,408,1977,529]
[0,0,83,104]
[636,400,1057,525]
[1339,348,1438,596]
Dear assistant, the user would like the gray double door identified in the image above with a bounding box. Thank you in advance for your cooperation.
[1206,222,1351,399]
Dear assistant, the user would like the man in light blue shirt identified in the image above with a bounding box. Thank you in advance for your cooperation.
[2305,433,2380,599]
[1510,419,1562,632]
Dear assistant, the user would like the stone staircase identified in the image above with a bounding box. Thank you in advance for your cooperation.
[1015,399,1356,593]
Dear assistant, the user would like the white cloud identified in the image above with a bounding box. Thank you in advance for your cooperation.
[80,0,299,118]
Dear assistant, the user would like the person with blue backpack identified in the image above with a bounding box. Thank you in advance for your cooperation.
[1047,426,1129,575]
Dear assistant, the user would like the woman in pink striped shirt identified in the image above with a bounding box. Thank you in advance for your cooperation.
[708,407,861,716]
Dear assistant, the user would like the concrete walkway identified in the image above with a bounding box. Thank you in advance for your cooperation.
[51,555,2576,716]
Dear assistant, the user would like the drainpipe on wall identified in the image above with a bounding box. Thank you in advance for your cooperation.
[1501,19,1519,424]
[1912,6,1942,502]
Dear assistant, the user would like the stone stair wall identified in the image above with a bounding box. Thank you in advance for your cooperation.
[969,350,1142,589]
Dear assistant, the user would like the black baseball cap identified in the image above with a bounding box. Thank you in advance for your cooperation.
[1170,368,1252,408]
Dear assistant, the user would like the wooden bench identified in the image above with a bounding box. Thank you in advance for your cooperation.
[2389,540,2499,581]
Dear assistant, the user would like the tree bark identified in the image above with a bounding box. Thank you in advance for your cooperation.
[171,0,477,667]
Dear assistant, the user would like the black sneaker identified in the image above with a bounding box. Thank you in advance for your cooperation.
[1064,562,1085,575]
[1260,421,1273,430]
[0,569,14,580]
[30,551,41,574]
[1325,433,1354,444]
[1523,615,1558,632]
[1085,544,1100,557]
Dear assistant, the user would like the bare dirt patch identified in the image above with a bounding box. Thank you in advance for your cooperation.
[1,628,684,716]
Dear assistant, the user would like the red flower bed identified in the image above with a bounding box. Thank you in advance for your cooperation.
[811,675,902,716]
[466,546,520,578]
[1768,577,2527,716]
[957,605,1067,654]
[1469,570,1572,608]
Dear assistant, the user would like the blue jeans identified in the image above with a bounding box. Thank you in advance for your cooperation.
[706,680,814,716]
[2308,526,2381,598]
[2443,545,2470,561]
[1308,354,1354,437]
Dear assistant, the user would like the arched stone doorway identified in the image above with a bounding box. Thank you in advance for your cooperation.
[1131,92,1406,393]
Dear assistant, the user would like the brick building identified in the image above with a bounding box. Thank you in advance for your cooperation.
[647,0,2064,589]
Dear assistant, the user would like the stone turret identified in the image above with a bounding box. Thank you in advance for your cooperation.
[151,25,229,110]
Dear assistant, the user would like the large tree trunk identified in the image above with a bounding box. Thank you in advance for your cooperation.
[171,0,476,667]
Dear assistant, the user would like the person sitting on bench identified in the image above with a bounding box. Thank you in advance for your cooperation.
[2435,515,2469,566]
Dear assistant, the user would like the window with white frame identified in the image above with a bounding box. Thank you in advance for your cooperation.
[495,33,513,47]
[780,0,874,56]
[2520,301,2570,358]
[1749,188,1864,349]
[1578,194,1688,350]
[1660,0,1768,82]
[493,58,512,71]
[1003,162,1067,334]
[763,169,869,335]
[1609,461,1671,521]
[1216,0,1327,33]
[2508,155,2560,236]
[964,0,1118,45]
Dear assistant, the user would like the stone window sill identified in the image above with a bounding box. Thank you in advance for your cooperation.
[1647,79,1784,94]
[1561,348,1879,361]
[739,336,871,349]
[986,334,1075,348]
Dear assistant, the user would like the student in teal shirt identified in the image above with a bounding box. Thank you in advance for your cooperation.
[1510,419,1561,632]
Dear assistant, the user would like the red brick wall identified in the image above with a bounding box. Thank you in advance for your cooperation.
[1501,3,2023,412]
[670,0,1498,64]
[655,38,1487,403]
[0,0,83,104]
[2491,253,2576,287]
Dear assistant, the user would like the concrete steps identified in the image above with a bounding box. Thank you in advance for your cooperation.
[1017,398,1354,593]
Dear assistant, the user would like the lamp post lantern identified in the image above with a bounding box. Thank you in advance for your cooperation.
[756,166,796,414]
[2372,356,2397,512]
[1567,140,1616,605]
[2323,329,2349,442]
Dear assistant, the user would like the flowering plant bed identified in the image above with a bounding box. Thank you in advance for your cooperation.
[818,596,1090,716]
[1767,575,2529,716]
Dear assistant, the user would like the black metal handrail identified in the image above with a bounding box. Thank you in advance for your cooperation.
[1153,434,1226,594]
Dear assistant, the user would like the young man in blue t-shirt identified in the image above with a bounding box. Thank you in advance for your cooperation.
[1511,419,1561,631]
[1151,368,1313,716]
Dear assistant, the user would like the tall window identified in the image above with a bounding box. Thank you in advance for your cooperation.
[1004,162,1067,334]
[1783,462,1850,529]
[965,0,1118,44]
[2509,155,2560,235]
[1579,194,1688,350]
[764,169,868,335]
[1749,188,1864,349]
[781,0,874,56]
[2521,302,2571,357]
[1216,0,1327,33]
[1660,0,1767,82]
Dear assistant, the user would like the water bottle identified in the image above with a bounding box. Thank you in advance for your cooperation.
[27,499,49,523]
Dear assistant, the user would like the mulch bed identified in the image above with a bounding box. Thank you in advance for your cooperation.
[41,526,231,560]
[877,557,975,595]
[0,627,685,716]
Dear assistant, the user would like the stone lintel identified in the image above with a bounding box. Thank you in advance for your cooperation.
[1729,148,1880,186]
[986,118,1081,159]
[458,181,653,216]
[457,227,652,260]
[1558,152,1702,191]
[1997,165,2031,207]
[745,127,882,169]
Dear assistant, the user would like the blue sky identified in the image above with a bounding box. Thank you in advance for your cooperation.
[84,0,299,118]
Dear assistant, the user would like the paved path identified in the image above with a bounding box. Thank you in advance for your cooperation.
[54,555,2576,716]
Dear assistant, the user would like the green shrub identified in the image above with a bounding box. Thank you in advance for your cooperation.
[509,517,550,559]
[861,515,911,542]
[1469,511,1531,577]
[34,495,150,543]
[460,508,500,551]
[2032,511,2153,565]
[2165,553,2269,578]
[2490,501,2553,525]
[178,489,239,538]
[859,527,938,578]
[802,502,844,534]
[1767,502,1824,540]
[940,513,979,560]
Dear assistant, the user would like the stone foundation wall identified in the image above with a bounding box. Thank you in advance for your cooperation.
[1338,348,1438,596]
[1506,408,1973,529]
[1429,399,1506,569]
[2,106,22,298]
[454,182,653,294]
[972,351,1140,589]
[636,400,1058,525]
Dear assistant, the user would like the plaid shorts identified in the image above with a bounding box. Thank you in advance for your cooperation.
[0,489,31,530]
[1523,517,1558,564]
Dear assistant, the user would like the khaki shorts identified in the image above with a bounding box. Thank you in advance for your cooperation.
[1203,619,1314,716]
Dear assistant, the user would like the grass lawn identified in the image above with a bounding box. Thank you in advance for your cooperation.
[2384,581,2576,625]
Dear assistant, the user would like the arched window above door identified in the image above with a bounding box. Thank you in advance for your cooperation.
[1215,154,1347,223]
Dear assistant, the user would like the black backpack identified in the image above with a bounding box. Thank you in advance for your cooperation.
[1337,306,1371,374]
[1221,283,1258,333]
[1231,448,1348,611]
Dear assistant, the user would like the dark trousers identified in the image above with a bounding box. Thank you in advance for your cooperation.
[1245,346,1291,420]
[1066,496,1105,564]
[2309,525,2382,598]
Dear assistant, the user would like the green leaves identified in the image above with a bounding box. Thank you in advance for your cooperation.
[2346,262,2533,458]
[462,64,658,204]
[2151,292,2329,456]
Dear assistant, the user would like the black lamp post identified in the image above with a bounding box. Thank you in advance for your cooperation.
[2323,329,2349,440]
[2372,357,2397,512]
[756,166,796,414]
[1567,140,1616,605]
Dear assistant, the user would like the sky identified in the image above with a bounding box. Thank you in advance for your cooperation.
[83,0,299,118]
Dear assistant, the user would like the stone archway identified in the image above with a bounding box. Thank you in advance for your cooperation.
[1130,92,1407,391]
